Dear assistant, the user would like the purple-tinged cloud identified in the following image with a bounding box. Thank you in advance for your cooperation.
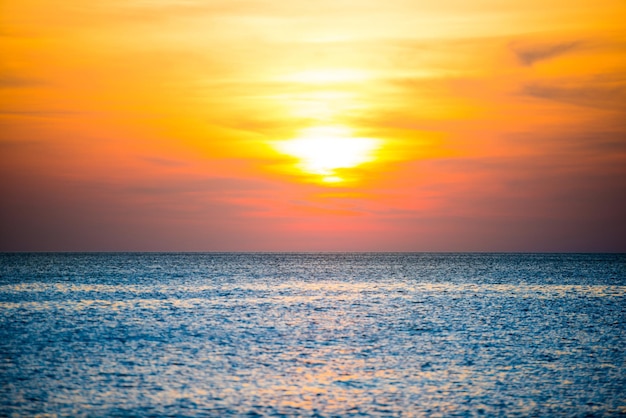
[511,41,581,66]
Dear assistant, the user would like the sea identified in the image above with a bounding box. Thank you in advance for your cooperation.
[0,253,624,417]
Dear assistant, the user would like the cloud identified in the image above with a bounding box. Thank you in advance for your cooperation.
[522,77,626,110]
[0,139,46,152]
[124,176,278,196]
[139,156,188,167]
[0,170,286,251]
[0,110,82,116]
[0,75,45,89]
[510,40,582,66]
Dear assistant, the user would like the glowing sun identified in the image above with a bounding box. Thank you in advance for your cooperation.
[275,126,380,183]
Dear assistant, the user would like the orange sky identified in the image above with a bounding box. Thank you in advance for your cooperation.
[1,0,625,251]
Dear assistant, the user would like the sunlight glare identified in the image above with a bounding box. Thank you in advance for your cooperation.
[275,126,380,183]
[284,69,371,84]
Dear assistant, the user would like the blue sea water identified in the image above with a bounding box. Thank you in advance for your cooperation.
[0,253,624,417]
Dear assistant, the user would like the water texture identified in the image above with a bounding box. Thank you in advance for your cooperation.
[0,253,624,416]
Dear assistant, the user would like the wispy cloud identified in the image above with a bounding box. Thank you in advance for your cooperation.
[0,75,45,89]
[139,156,188,167]
[510,40,582,66]
[522,74,626,110]
[124,176,277,196]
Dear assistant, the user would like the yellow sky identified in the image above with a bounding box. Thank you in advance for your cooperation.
[1,0,625,250]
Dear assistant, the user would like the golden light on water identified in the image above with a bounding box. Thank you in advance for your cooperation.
[274,126,381,183]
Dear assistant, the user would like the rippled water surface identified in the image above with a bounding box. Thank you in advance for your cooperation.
[1,253,625,416]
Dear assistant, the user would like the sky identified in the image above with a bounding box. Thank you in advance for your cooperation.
[1,0,625,252]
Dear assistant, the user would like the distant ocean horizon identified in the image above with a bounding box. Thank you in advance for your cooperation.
[3,251,625,253]
[1,252,624,416]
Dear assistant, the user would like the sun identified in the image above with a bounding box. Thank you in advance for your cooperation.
[274,126,380,183]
